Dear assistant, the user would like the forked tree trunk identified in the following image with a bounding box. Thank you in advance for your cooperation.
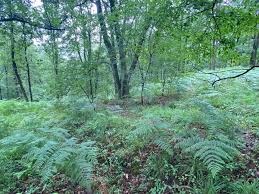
[96,0,150,99]
[96,0,121,97]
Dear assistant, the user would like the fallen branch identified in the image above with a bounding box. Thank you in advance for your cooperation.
[212,65,259,86]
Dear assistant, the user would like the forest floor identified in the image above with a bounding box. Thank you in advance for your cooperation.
[0,68,259,193]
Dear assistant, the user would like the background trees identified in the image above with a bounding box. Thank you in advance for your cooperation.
[0,0,258,101]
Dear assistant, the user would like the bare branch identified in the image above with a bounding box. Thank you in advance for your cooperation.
[212,65,259,86]
[0,15,64,31]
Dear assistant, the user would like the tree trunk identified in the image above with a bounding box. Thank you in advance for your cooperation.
[96,0,151,99]
[210,39,216,70]
[10,22,29,101]
[109,0,129,98]
[51,30,59,99]
[25,46,33,101]
[23,25,33,101]
[140,71,145,105]
[161,63,166,96]
[250,33,259,67]
[96,0,121,97]
[4,65,9,99]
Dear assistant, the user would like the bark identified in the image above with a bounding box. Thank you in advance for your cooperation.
[109,0,129,98]
[23,24,33,101]
[87,29,94,103]
[14,75,19,98]
[250,33,259,67]
[51,30,59,98]
[210,39,216,70]
[96,0,151,98]
[4,65,9,99]
[25,46,33,101]
[161,68,166,96]
[96,0,121,96]
[10,22,29,101]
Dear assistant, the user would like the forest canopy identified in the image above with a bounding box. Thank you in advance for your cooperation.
[0,0,258,100]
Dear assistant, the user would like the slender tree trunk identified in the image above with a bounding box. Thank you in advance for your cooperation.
[51,30,59,99]
[250,33,259,67]
[14,76,19,98]
[4,65,9,99]
[87,26,96,103]
[25,46,33,101]
[161,63,166,96]
[23,25,33,101]
[139,67,145,105]
[210,39,216,70]
[10,22,29,101]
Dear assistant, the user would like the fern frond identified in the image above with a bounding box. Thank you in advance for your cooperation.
[127,120,155,140]
[0,129,97,188]
[175,137,240,177]
[153,139,173,155]
[174,136,202,149]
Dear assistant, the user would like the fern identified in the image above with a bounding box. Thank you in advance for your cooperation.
[230,180,259,194]
[175,136,240,177]
[128,118,172,141]
[0,128,97,188]
[153,138,174,155]
[127,119,154,141]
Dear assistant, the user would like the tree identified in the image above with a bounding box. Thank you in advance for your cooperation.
[95,0,153,98]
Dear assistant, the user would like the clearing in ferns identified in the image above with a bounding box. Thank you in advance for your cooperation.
[0,0,258,193]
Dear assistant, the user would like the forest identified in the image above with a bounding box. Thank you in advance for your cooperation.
[0,0,258,193]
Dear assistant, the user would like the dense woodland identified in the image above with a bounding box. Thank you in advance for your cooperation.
[0,0,258,193]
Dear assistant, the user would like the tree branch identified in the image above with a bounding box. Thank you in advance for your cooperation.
[0,15,64,31]
[212,65,259,86]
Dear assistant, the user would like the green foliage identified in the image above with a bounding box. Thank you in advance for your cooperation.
[127,116,173,151]
[175,136,240,177]
[0,0,258,191]
[192,177,226,194]
[172,98,238,134]
[0,68,258,193]
[0,128,97,189]
[230,180,259,194]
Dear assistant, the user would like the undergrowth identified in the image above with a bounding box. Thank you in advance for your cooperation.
[0,69,259,193]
